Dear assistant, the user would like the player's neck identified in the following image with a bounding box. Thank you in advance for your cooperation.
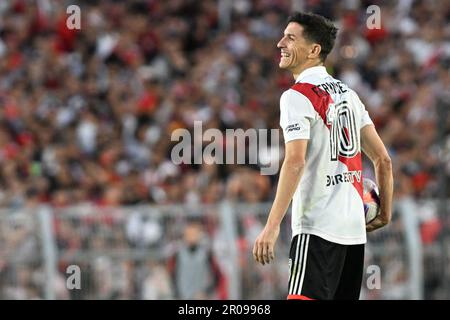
[292,61,324,81]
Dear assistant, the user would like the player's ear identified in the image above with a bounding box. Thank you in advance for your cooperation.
[308,44,322,60]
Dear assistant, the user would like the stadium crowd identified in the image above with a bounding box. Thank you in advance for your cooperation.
[0,0,449,299]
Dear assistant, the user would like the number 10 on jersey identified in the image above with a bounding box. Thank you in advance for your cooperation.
[326,101,359,161]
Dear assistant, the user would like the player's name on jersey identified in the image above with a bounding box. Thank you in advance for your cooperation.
[326,170,362,186]
[312,81,348,97]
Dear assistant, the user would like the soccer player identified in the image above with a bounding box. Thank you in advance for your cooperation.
[252,12,393,300]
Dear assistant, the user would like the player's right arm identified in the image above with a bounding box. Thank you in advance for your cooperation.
[361,124,393,232]
[253,90,313,265]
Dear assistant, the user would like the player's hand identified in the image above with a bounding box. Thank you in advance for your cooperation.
[366,214,390,232]
[253,224,280,266]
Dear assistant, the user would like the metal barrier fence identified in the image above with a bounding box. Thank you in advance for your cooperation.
[0,199,447,299]
[0,209,45,299]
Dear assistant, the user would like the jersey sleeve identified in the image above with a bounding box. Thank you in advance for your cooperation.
[360,105,373,129]
[279,90,315,143]
[350,89,373,129]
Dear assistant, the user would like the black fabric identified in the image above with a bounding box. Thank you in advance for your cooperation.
[288,233,364,300]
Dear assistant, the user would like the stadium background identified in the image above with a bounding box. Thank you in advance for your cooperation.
[0,0,449,299]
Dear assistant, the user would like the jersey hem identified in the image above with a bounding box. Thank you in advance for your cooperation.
[284,136,310,143]
[292,227,366,245]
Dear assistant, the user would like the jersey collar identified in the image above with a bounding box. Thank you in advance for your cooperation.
[295,66,328,83]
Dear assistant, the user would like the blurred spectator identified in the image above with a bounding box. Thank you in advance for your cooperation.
[0,0,447,210]
[141,261,174,300]
[167,219,226,299]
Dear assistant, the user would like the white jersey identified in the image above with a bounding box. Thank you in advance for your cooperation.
[280,66,373,245]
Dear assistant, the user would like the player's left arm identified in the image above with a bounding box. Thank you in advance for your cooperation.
[253,139,307,265]
[361,124,393,232]
[353,89,393,232]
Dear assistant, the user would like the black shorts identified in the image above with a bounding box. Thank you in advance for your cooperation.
[287,233,365,300]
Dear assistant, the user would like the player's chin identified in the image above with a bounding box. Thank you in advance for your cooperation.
[279,60,289,69]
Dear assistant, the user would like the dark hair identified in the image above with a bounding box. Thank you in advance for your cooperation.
[287,12,338,62]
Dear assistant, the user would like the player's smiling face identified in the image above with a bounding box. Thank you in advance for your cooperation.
[277,22,313,72]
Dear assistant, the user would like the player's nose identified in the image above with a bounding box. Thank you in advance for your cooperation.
[277,37,286,48]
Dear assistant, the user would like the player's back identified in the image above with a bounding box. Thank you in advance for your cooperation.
[279,66,373,245]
